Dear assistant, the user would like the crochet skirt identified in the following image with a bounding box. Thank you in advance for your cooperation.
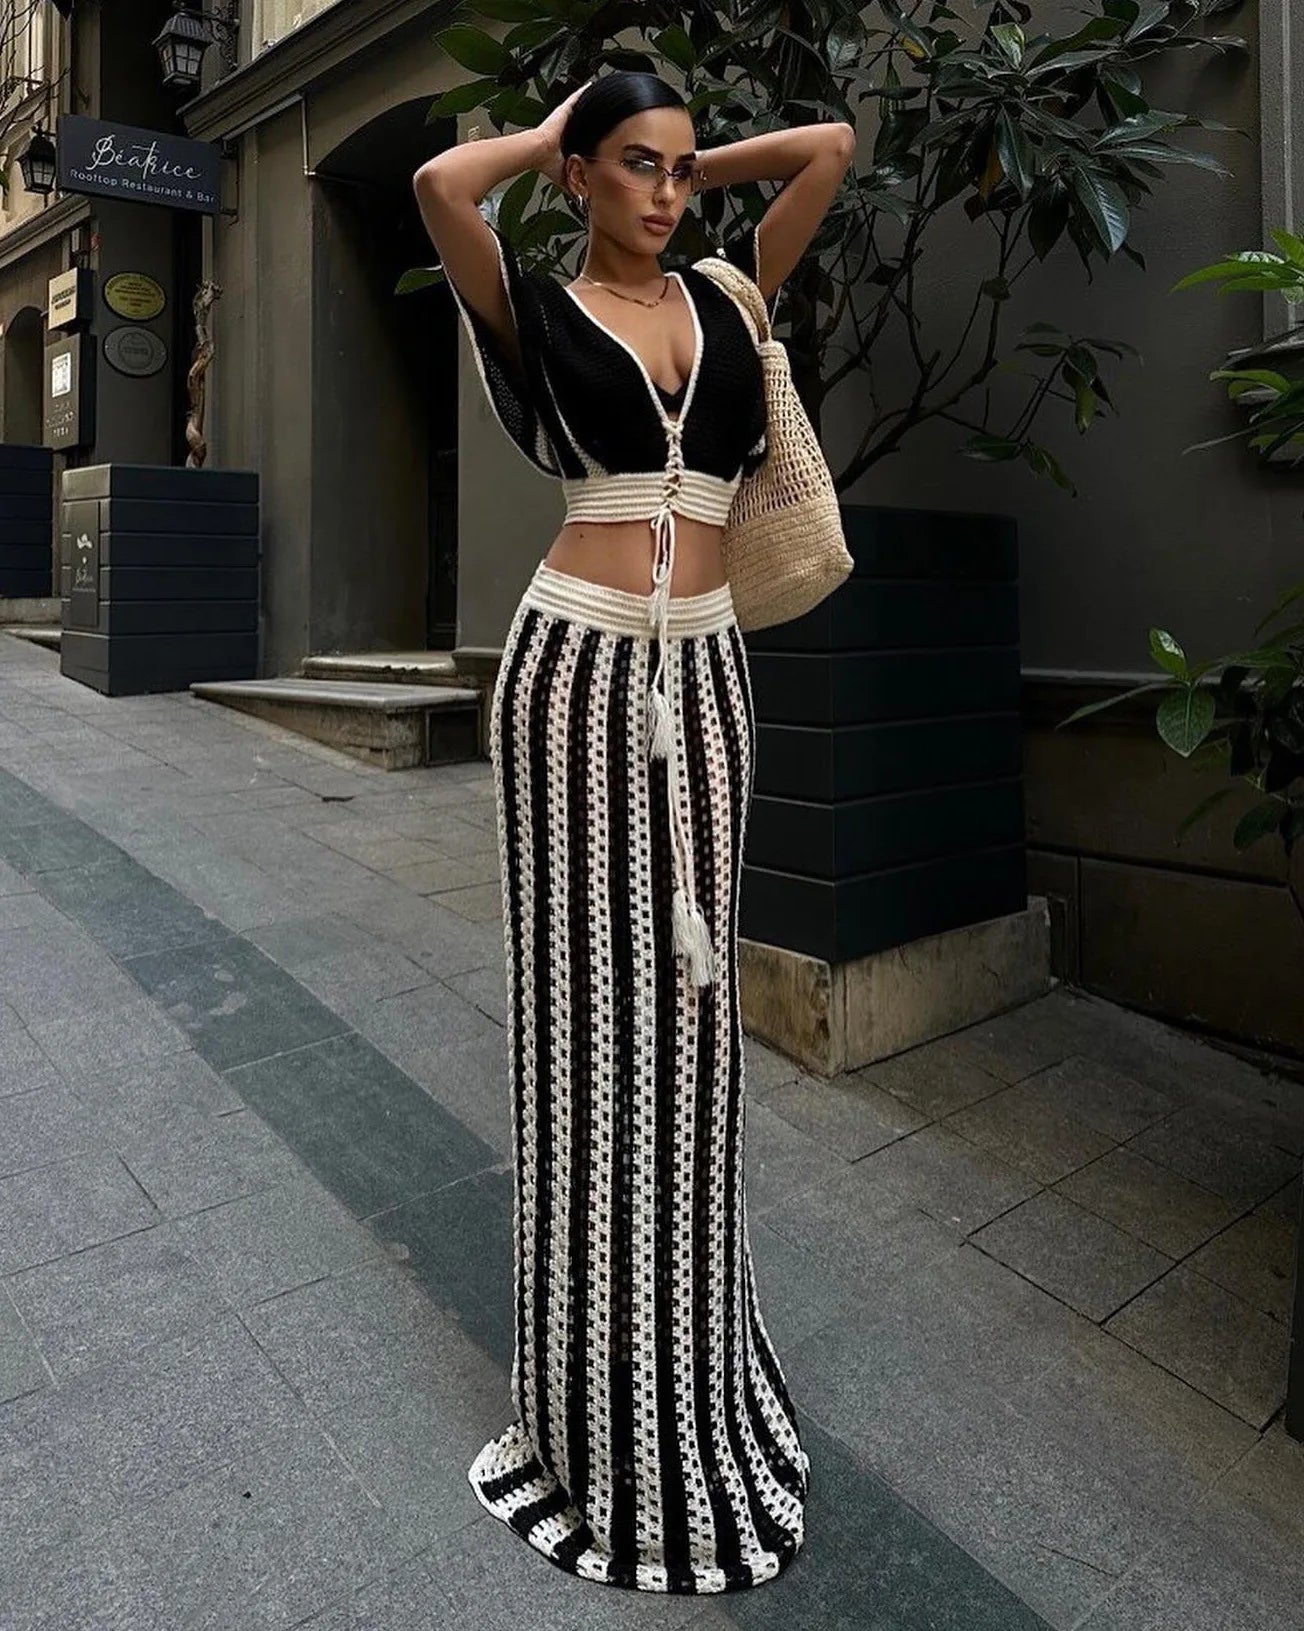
[468,561,811,1593]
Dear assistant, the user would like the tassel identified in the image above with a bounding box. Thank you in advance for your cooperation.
[647,686,674,760]
[672,886,715,987]
[649,575,670,633]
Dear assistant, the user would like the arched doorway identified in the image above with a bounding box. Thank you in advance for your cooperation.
[311,99,459,651]
[2,305,45,446]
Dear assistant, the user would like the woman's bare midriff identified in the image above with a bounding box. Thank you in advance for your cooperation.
[543,512,729,597]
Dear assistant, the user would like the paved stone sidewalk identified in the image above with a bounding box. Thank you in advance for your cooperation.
[1,631,1302,1631]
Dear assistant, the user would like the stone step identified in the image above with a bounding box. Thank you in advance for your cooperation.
[189,677,484,770]
[0,625,61,651]
[300,650,462,685]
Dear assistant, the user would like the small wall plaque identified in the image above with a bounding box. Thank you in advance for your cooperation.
[103,325,168,378]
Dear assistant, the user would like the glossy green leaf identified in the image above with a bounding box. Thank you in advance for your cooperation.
[1157,686,1216,755]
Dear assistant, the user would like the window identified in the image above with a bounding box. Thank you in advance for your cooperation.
[254,0,344,55]
[0,0,47,113]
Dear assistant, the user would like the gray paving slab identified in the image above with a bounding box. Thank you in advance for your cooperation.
[971,1189,1174,1321]
[1105,1263,1290,1427]
[351,971,504,1064]
[740,1035,807,1101]
[0,1287,48,1404]
[795,1121,1041,1237]
[238,1257,501,1430]
[1052,1144,1240,1258]
[1075,1458,1304,1631]
[443,959,508,1028]
[1014,1052,1177,1140]
[386,850,502,897]
[122,934,352,1071]
[5,1223,229,1381]
[64,1045,244,1125]
[1009,1321,1257,1514]
[761,1069,930,1160]
[169,1173,386,1308]
[943,996,1085,1084]
[0,1084,104,1178]
[0,1000,62,1098]
[110,1100,309,1216]
[0,857,34,895]
[293,1549,453,1631]
[225,1031,495,1220]
[0,1415,416,1631]
[739,1100,849,1219]
[943,1080,1118,1186]
[859,1034,1009,1119]
[745,1218,867,1358]
[1184,1180,1298,1324]
[749,1162,961,1314]
[1125,1106,1300,1209]
[0,1315,305,1578]
[780,1296,1158,1629]
[0,1150,159,1276]
[246,910,438,1018]
[409,1024,512,1159]
[367,1168,515,1368]
[340,879,506,981]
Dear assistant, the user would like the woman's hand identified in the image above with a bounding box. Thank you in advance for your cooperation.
[535,78,595,191]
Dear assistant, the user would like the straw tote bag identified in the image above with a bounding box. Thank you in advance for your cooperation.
[692,251,854,632]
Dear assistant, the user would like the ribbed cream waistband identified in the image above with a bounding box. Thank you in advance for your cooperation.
[524,561,736,638]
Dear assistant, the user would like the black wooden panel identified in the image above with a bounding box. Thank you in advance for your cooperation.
[4,544,52,572]
[60,658,256,697]
[748,648,1021,726]
[746,580,1018,653]
[61,531,261,568]
[0,467,54,495]
[60,598,259,636]
[0,444,53,471]
[56,464,261,694]
[842,503,1018,581]
[59,566,259,602]
[739,845,1028,963]
[60,629,258,678]
[0,569,52,597]
[754,714,1023,800]
[746,780,1025,877]
[62,464,259,503]
[0,444,52,597]
[69,499,260,537]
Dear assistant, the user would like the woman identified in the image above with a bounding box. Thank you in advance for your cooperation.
[413,71,853,1593]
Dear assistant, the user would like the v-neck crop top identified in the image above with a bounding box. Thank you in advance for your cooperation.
[444,219,773,987]
[445,218,768,489]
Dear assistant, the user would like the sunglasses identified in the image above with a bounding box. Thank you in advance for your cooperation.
[583,155,701,193]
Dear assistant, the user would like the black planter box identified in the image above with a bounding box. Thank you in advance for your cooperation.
[740,502,1026,964]
[59,464,260,695]
[0,443,54,598]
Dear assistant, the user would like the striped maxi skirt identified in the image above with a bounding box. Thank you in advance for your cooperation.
[467,561,811,1593]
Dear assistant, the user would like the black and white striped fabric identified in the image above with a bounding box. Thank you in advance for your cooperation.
[468,561,811,1593]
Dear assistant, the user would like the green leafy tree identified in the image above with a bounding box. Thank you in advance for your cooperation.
[401,0,1246,496]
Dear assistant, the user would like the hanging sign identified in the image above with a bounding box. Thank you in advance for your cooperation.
[56,113,221,215]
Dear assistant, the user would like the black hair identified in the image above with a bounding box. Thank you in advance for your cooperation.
[561,70,691,163]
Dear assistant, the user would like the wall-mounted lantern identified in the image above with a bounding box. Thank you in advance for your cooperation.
[18,124,57,195]
[152,3,240,91]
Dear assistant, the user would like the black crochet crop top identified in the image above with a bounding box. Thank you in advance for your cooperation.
[444,220,771,531]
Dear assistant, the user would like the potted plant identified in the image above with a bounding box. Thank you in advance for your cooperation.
[403,0,1248,1065]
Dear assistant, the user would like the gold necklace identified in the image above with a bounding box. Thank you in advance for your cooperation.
[575,271,670,309]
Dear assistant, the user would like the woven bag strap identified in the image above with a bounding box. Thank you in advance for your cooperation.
[690,253,773,346]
